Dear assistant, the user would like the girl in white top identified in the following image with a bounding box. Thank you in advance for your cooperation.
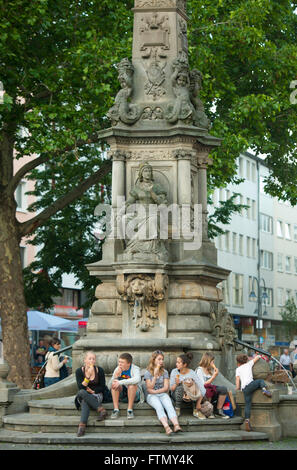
[44,337,68,387]
[195,352,229,419]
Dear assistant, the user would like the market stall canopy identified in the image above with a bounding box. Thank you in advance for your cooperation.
[0,310,77,332]
[56,318,88,332]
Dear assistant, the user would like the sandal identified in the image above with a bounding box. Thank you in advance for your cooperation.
[173,424,183,433]
[165,425,173,435]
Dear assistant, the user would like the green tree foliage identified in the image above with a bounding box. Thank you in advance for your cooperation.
[188,0,297,203]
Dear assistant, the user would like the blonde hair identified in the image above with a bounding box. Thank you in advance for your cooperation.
[84,351,96,363]
[147,351,165,377]
[199,352,215,374]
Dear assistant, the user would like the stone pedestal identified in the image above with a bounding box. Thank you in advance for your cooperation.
[0,359,19,427]
[236,389,282,442]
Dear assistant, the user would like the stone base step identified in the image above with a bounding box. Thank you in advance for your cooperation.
[3,413,244,434]
[0,429,269,447]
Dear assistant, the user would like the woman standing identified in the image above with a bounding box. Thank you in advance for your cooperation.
[144,351,182,435]
[75,351,107,437]
[170,353,206,419]
[195,352,230,419]
[44,337,68,387]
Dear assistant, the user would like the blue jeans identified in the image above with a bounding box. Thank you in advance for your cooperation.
[44,377,60,387]
[242,379,266,419]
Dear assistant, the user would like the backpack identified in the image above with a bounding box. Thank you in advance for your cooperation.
[222,396,234,417]
[200,400,214,417]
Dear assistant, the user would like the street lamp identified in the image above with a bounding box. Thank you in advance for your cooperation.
[249,276,268,330]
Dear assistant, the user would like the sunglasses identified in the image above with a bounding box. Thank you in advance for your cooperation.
[154,350,164,355]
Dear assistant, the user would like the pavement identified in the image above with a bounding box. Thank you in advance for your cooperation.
[1,437,297,450]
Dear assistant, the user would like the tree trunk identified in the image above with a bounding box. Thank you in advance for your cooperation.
[0,132,32,389]
[0,199,32,388]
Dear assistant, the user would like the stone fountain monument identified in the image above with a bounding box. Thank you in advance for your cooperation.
[72,0,235,377]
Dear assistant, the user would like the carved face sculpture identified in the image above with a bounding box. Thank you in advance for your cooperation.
[130,278,147,296]
[139,164,153,182]
[176,72,188,87]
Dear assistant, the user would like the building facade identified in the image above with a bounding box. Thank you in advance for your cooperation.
[211,151,297,351]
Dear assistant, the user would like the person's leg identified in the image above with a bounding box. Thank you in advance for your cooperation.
[147,394,173,434]
[243,379,267,422]
[127,384,138,410]
[172,384,184,415]
[159,393,182,432]
[111,386,121,410]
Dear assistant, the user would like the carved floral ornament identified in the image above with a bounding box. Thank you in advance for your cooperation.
[135,0,187,11]
[116,273,169,332]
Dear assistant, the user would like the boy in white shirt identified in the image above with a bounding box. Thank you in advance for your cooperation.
[236,354,272,432]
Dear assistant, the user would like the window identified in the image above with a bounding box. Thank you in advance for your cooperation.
[238,157,244,177]
[251,162,256,182]
[285,223,291,240]
[15,181,27,210]
[263,288,273,308]
[53,288,80,307]
[232,233,237,254]
[260,214,273,234]
[239,234,244,255]
[225,231,230,251]
[260,176,266,193]
[219,188,225,202]
[286,289,292,302]
[294,225,297,242]
[246,198,251,219]
[285,256,292,273]
[277,288,284,306]
[251,200,256,220]
[277,253,283,272]
[294,257,297,275]
[260,250,273,270]
[276,220,283,238]
[252,238,257,259]
[246,160,250,180]
[233,274,244,306]
[247,237,251,257]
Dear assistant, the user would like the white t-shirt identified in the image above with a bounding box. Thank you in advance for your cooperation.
[236,360,255,390]
[280,354,290,366]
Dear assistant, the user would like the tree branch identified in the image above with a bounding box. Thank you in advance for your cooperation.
[9,154,49,193]
[18,159,112,239]
[9,133,102,193]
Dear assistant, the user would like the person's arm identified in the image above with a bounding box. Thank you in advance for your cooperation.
[252,355,261,364]
[192,371,206,397]
[170,369,179,392]
[235,375,241,391]
[118,365,141,386]
[205,363,219,385]
[147,376,169,395]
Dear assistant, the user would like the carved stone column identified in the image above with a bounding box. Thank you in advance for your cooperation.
[111,150,126,208]
[197,150,212,241]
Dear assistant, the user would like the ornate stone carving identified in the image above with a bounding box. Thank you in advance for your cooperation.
[178,18,188,53]
[210,302,237,349]
[140,13,170,55]
[121,162,169,262]
[117,273,169,331]
[142,106,164,120]
[190,70,211,130]
[144,60,167,100]
[135,0,187,11]
[107,58,141,126]
[128,149,173,160]
[164,53,210,129]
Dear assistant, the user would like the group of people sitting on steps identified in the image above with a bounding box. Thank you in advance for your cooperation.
[75,349,272,437]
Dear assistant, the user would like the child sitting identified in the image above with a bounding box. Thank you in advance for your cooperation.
[235,353,272,431]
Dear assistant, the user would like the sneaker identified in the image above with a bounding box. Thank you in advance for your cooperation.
[111,409,120,419]
[193,409,206,420]
[217,409,230,419]
[262,388,272,398]
[175,407,181,417]
[207,414,216,419]
[245,419,251,432]
[127,409,135,420]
